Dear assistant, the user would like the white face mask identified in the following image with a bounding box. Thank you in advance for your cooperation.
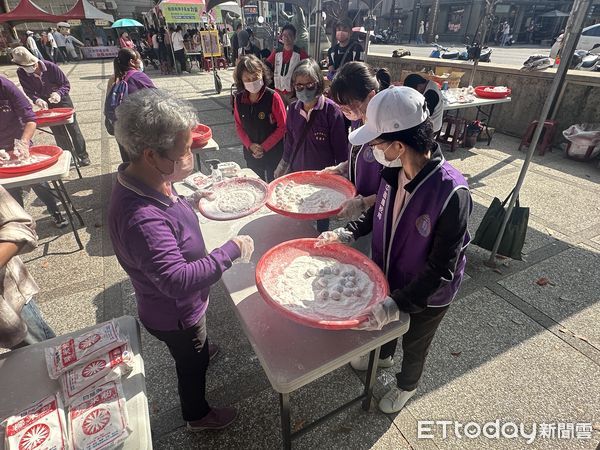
[373,142,403,168]
[244,78,263,94]
[157,152,194,183]
[22,65,36,74]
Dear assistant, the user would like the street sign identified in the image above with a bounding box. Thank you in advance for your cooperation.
[160,3,201,23]
[68,19,82,26]
[95,20,109,26]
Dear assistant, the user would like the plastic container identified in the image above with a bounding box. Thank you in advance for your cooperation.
[191,124,212,149]
[255,238,389,330]
[35,108,75,126]
[474,86,511,99]
[0,145,62,177]
[198,177,268,221]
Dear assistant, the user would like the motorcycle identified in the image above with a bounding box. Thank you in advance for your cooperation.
[521,55,553,71]
[429,43,492,62]
[571,43,600,71]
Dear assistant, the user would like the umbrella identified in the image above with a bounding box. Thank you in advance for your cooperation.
[111,18,144,28]
[540,10,570,17]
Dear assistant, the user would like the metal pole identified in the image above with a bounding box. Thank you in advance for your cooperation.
[486,0,593,266]
[313,0,322,60]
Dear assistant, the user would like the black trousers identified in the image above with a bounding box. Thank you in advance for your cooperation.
[8,183,59,216]
[146,315,211,421]
[380,305,450,391]
[243,146,282,183]
[49,96,88,160]
[174,49,187,72]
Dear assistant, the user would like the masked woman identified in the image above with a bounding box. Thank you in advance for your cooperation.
[318,86,472,415]
[108,89,254,432]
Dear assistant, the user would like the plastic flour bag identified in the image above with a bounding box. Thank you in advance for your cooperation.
[68,380,130,450]
[59,344,133,405]
[45,321,126,379]
[3,393,68,450]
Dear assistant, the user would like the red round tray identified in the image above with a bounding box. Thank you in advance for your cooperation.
[256,238,389,330]
[0,145,62,177]
[191,124,212,149]
[198,177,268,221]
[35,108,75,126]
[266,171,357,220]
[474,86,511,99]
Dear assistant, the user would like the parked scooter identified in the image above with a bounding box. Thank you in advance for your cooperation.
[571,43,600,71]
[429,43,492,62]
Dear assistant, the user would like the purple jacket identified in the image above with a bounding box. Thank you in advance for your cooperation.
[0,76,36,150]
[372,158,470,308]
[283,96,348,172]
[108,165,241,331]
[17,61,70,103]
[348,120,382,197]
[123,69,156,95]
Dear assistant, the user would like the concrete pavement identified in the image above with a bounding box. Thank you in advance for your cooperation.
[1,59,598,449]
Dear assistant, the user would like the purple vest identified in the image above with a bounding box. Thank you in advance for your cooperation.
[348,120,383,197]
[372,159,470,307]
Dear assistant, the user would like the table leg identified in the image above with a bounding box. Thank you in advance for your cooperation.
[362,346,381,411]
[279,392,292,450]
[51,180,83,250]
[56,180,84,225]
[60,125,83,179]
[195,154,202,172]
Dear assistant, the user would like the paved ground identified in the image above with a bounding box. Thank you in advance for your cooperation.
[368,44,551,67]
[1,60,599,450]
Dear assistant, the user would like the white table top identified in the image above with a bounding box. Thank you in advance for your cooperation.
[201,207,410,394]
[0,151,72,189]
[0,316,152,450]
[443,95,511,111]
[192,137,219,154]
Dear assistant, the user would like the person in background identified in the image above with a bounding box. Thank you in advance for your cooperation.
[221,26,231,65]
[274,59,348,232]
[151,30,160,62]
[12,46,91,167]
[106,48,156,162]
[53,28,68,63]
[119,31,135,49]
[233,55,286,182]
[65,33,84,61]
[39,32,51,61]
[0,75,68,227]
[0,185,56,351]
[403,73,443,134]
[317,86,472,415]
[46,28,57,63]
[279,4,309,52]
[327,19,363,79]
[236,29,262,60]
[25,31,43,60]
[266,23,309,104]
[323,62,390,221]
[501,21,511,46]
[231,23,243,64]
[109,89,254,432]
[417,20,425,45]
[172,26,188,73]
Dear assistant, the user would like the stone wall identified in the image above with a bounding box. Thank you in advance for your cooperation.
[366,55,600,143]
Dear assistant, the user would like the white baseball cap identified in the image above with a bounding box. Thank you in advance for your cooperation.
[348,86,429,146]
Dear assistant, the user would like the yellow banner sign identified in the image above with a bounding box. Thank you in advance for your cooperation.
[161,3,201,23]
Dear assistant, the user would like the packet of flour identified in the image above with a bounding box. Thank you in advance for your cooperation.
[45,321,126,379]
[68,380,130,450]
[3,393,69,450]
[59,344,133,405]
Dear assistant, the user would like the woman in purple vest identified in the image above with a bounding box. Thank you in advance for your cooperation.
[322,62,391,219]
[274,58,348,231]
[318,86,472,414]
[233,55,286,182]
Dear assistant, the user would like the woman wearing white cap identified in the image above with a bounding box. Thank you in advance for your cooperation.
[317,86,472,414]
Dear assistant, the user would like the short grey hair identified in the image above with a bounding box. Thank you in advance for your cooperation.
[114,89,198,160]
[291,58,325,97]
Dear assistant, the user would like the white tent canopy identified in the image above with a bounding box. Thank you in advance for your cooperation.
[80,0,114,22]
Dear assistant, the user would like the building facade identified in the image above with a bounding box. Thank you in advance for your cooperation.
[5,0,155,21]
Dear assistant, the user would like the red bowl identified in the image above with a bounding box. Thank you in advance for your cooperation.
[191,124,212,149]
[35,108,75,126]
[474,86,511,99]
[0,145,62,177]
[255,238,389,330]
[266,171,357,220]
[198,177,268,221]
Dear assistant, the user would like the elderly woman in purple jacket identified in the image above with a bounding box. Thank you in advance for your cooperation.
[322,62,392,220]
[318,87,472,415]
[108,89,254,432]
[274,58,348,231]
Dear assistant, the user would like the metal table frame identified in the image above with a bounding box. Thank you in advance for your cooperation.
[0,152,84,250]
[36,116,83,179]
[192,137,220,170]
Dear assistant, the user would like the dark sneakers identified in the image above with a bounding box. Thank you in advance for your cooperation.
[52,212,68,228]
[79,156,91,166]
[187,407,238,432]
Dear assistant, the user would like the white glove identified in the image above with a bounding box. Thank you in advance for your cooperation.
[315,227,355,247]
[35,98,48,110]
[337,195,368,220]
[273,160,289,179]
[13,139,30,159]
[317,161,347,176]
[186,190,215,210]
[48,92,61,104]
[232,235,254,263]
[352,297,400,331]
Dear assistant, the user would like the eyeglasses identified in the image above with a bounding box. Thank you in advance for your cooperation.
[294,82,317,91]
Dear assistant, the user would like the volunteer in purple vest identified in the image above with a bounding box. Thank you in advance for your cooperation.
[107,48,155,162]
[318,86,472,414]
[11,46,91,167]
[322,62,391,220]
[108,89,254,431]
[274,58,348,232]
[233,55,286,182]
